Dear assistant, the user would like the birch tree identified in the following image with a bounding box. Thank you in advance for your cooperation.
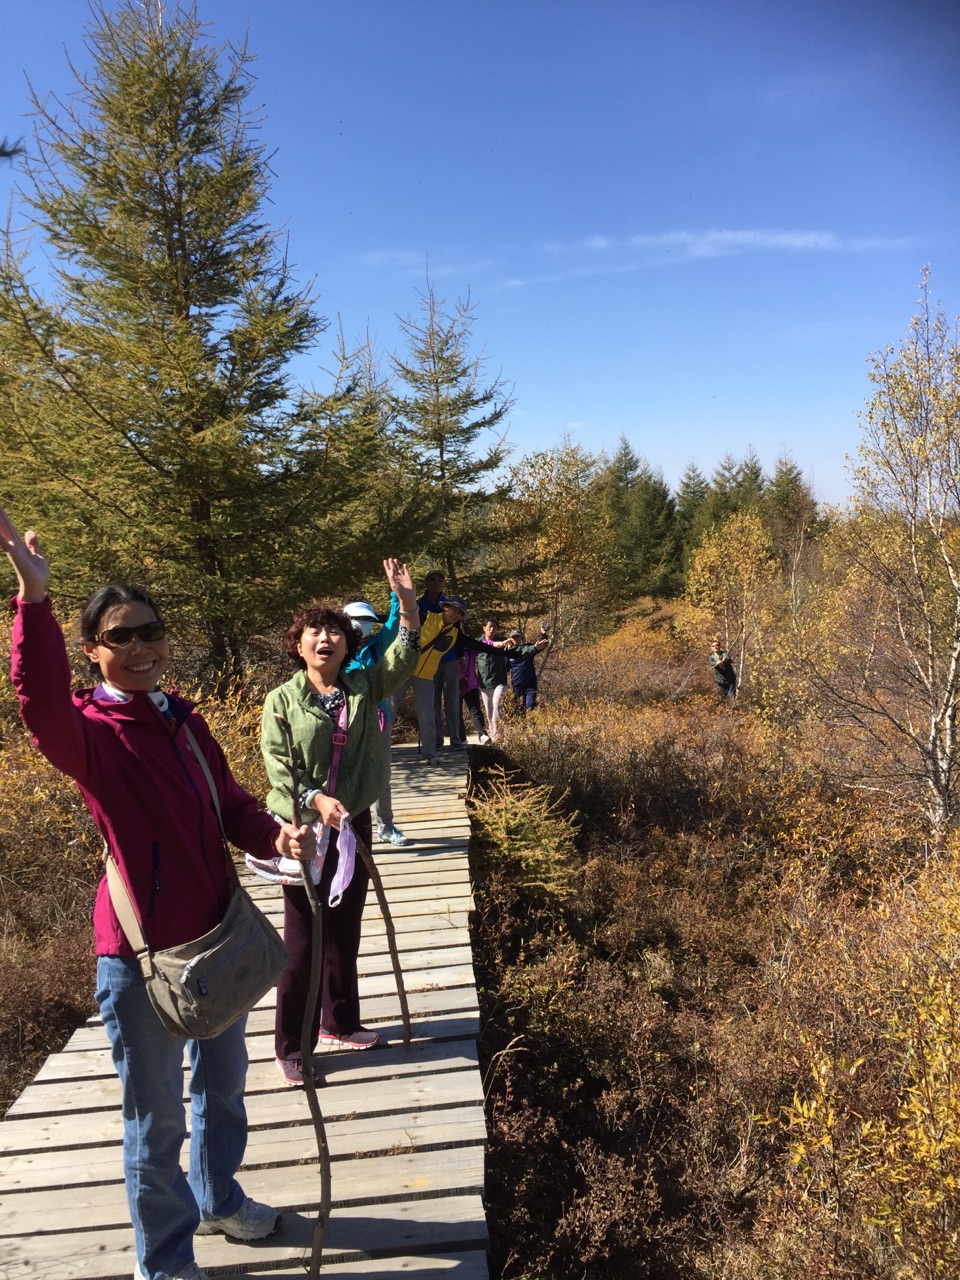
[809,272,960,839]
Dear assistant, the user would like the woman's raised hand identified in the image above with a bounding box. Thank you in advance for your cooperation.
[0,506,49,603]
[383,558,418,619]
[383,558,414,595]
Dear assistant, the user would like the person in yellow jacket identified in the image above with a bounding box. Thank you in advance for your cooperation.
[413,595,512,760]
[412,596,464,760]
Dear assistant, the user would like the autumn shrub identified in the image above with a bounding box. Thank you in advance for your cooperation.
[543,604,710,706]
[748,851,960,1279]
[469,750,796,1279]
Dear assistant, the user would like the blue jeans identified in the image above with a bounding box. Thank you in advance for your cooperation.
[514,685,538,712]
[96,956,248,1280]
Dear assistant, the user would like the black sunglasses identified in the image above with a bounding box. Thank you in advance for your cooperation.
[93,621,167,649]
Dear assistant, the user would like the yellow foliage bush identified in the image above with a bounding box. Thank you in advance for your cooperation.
[755,851,960,1278]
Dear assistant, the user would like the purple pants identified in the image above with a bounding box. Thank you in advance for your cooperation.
[275,808,372,1059]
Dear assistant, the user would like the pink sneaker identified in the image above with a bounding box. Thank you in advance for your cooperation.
[318,1026,379,1050]
[275,1054,318,1086]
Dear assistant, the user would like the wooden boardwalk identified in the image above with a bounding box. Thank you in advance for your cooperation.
[0,745,489,1280]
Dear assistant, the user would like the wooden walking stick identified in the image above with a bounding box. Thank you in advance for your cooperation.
[276,715,332,1279]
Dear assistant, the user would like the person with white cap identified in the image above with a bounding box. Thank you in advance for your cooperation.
[343,595,410,846]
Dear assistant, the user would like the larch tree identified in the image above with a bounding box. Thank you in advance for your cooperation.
[389,283,512,592]
[0,1,331,685]
[683,510,781,693]
[493,440,603,644]
[675,461,710,574]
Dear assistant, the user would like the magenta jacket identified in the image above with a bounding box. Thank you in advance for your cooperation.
[11,598,281,956]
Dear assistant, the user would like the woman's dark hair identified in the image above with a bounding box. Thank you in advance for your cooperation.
[285,604,360,668]
[79,584,163,678]
[79,584,162,643]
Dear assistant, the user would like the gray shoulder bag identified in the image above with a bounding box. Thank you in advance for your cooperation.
[105,721,289,1039]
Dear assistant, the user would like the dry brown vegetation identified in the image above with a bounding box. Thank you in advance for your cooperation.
[469,612,960,1279]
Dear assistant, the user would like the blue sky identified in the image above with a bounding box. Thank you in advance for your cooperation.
[3,0,958,504]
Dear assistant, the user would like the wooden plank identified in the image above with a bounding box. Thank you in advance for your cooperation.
[0,1066,483,1159]
[0,1194,488,1277]
[0,1103,487,1192]
[36,1010,480,1086]
[250,910,475,939]
[7,1039,479,1120]
[0,1146,485,1237]
[61,985,479,1056]
[243,865,473,903]
[243,1253,489,1279]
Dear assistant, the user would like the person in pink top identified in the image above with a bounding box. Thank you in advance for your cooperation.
[0,505,315,1280]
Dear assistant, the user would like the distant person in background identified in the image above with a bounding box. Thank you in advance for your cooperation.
[410,593,464,761]
[708,637,737,700]
[434,593,466,751]
[448,603,513,743]
[419,569,448,744]
[418,569,446,618]
[389,569,447,755]
[476,617,509,742]
[343,596,410,846]
[506,624,550,713]
[458,643,487,743]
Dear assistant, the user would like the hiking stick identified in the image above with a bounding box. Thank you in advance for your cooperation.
[352,829,412,1048]
[275,715,331,1278]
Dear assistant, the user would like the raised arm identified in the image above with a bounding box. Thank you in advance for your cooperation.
[0,506,50,603]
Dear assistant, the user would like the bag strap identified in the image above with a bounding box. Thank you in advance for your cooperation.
[104,717,240,961]
[419,622,458,657]
[105,853,150,960]
[181,720,240,887]
[326,702,349,799]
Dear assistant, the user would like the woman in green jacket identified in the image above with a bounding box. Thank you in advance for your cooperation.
[259,559,420,1084]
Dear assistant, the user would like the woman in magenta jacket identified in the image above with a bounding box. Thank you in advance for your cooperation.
[1,505,313,1280]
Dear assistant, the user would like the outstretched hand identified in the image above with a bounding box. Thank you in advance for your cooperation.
[383,558,414,596]
[0,506,49,603]
[383,558,418,619]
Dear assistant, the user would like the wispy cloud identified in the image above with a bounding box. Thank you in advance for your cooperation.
[544,229,916,259]
[356,227,917,294]
[355,247,503,281]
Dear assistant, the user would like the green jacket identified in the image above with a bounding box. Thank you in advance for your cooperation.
[261,633,418,821]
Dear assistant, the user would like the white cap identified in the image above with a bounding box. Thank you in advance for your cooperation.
[343,601,379,622]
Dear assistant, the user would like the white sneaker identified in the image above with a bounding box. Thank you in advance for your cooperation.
[380,825,410,846]
[479,733,490,744]
[195,1195,280,1240]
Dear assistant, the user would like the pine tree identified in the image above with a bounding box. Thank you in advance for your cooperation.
[675,461,710,573]
[763,454,821,570]
[589,439,680,600]
[0,1,330,685]
[389,283,512,591]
